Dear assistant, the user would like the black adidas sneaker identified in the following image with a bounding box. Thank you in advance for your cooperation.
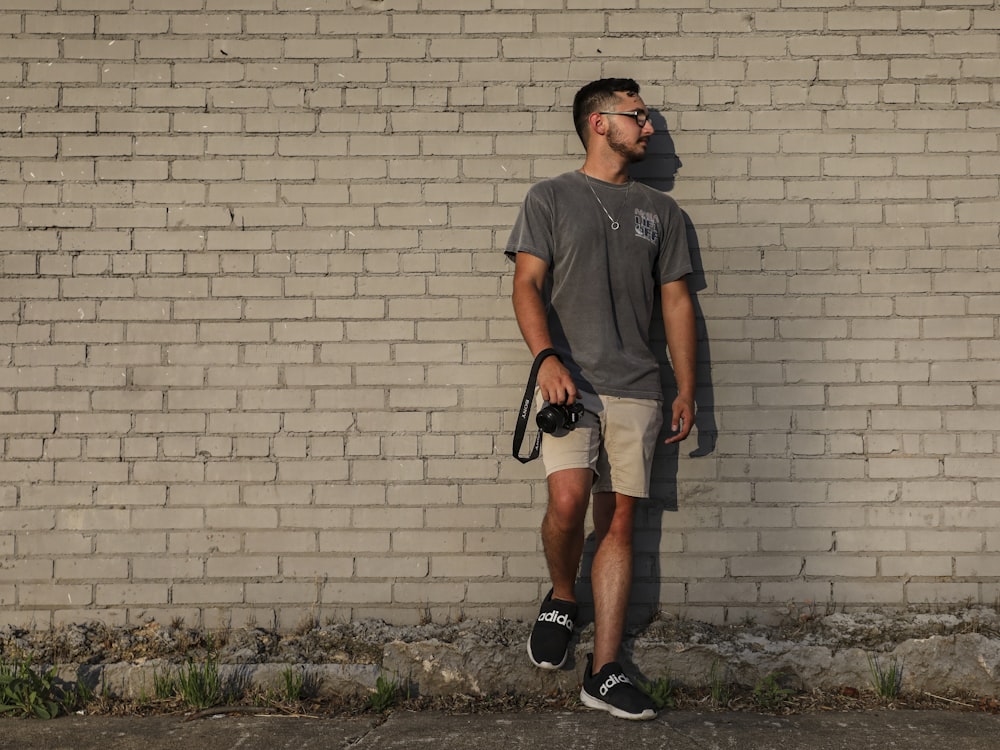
[527,589,577,669]
[580,653,657,720]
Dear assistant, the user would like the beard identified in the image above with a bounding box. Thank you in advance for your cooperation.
[607,122,648,163]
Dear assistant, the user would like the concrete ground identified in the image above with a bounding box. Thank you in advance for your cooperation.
[4,709,1000,750]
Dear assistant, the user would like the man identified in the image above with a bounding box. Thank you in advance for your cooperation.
[505,79,696,721]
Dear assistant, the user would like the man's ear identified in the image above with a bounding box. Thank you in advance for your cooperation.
[588,111,606,138]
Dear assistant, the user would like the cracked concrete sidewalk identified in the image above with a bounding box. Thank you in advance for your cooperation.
[5,709,1000,750]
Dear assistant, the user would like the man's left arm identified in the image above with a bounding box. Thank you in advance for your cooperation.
[660,277,697,444]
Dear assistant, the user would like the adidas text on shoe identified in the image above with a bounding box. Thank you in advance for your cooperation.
[526,590,577,670]
[536,610,574,627]
[580,655,656,721]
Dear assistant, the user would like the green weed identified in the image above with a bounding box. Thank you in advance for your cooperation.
[751,672,795,711]
[66,675,96,712]
[280,665,305,703]
[867,653,903,700]
[0,657,63,719]
[367,672,401,713]
[708,659,731,707]
[638,675,675,710]
[152,666,177,700]
[175,655,224,709]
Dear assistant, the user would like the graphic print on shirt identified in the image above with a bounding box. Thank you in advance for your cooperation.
[634,208,660,245]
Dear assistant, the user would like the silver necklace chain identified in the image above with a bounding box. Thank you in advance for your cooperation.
[584,172,631,231]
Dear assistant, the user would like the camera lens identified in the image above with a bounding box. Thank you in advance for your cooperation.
[536,405,564,434]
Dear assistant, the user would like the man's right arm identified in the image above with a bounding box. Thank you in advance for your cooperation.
[511,252,578,406]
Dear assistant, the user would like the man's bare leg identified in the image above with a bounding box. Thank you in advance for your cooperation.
[541,468,593,603]
[590,491,637,672]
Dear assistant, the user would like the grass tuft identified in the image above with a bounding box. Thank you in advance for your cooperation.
[638,675,675,710]
[708,659,731,707]
[280,665,306,703]
[175,654,225,710]
[368,672,403,713]
[867,652,904,700]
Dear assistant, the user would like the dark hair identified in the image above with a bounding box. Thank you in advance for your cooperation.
[572,78,641,147]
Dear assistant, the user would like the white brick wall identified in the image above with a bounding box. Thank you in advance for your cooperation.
[1,0,998,629]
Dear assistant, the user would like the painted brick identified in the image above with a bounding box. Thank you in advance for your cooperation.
[1,0,999,630]
[20,585,93,607]
[760,586,834,612]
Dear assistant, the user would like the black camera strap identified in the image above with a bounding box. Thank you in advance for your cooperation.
[512,348,560,464]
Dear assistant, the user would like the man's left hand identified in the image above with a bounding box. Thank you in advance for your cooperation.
[664,395,695,444]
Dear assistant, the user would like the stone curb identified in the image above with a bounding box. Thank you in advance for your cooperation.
[53,631,1000,701]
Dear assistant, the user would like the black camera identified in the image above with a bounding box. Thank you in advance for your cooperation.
[536,401,585,434]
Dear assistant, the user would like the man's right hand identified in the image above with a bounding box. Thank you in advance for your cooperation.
[537,355,577,405]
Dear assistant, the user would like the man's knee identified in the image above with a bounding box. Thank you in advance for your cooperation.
[544,470,592,529]
[545,493,588,533]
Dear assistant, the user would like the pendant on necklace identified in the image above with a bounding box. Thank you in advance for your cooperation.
[583,172,630,231]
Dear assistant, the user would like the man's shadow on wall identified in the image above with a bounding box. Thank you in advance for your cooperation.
[575,111,717,649]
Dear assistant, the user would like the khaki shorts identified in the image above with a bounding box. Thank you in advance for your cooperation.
[536,390,664,498]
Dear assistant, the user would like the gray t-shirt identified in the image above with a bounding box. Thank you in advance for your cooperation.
[505,170,692,400]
